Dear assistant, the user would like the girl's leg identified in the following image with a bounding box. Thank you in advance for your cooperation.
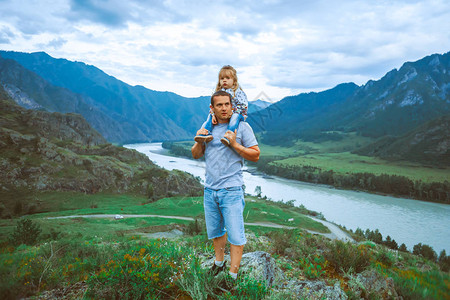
[204,113,213,133]
[220,113,244,146]
[194,114,214,143]
[227,113,244,133]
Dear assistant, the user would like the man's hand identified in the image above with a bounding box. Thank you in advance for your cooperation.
[196,128,209,136]
[226,129,260,162]
[224,129,237,146]
[192,128,207,159]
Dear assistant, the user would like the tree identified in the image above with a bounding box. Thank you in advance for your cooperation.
[413,243,437,262]
[438,250,450,272]
[9,218,42,246]
[398,243,408,252]
[384,235,398,250]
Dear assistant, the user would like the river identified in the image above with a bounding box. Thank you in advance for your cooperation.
[125,142,450,254]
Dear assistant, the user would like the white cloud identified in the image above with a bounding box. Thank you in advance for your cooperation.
[0,0,449,101]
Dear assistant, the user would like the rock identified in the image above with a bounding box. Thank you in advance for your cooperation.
[278,280,348,300]
[201,251,348,299]
[348,269,400,299]
[240,251,285,287]
[202,251,284,287]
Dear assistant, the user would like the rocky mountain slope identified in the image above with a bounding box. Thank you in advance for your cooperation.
[0,87,202,216]
[250,52,450,141]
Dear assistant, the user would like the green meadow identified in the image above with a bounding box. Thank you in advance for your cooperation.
[257,132,449,184]
[0,191,329,234]
[1,191,448,299]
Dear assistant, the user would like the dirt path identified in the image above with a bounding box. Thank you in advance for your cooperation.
[306,216,355,242]
[47,214,354,242]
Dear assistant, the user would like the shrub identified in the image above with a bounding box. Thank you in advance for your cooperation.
[184,219,205,236]
[231,275,269,299]
[298,255,327,279]
[176,256,220,299]
[267,230,296,257]
[374,248,395,267]
[86,240,189,299]
[9,219,42,246]
[324,240,371,274]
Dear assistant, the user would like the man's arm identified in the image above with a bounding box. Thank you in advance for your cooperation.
[191,142,205,159]
[224,130,260,162]
[191,128,207,159]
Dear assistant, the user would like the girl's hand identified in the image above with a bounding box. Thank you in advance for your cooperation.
[212,115,218,125]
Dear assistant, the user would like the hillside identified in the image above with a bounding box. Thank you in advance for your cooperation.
[0,87,202,217]
[354,116,450,165]
[248,83,359,144]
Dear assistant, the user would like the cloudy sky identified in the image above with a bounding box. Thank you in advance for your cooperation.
[1,0,449,102]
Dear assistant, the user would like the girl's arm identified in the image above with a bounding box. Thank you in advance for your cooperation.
[234,87,248,106]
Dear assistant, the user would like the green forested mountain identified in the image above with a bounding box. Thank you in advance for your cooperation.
[0,51,211,144]
[248,82,359,145]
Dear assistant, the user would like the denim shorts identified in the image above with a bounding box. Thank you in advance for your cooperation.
[203,186,247,246]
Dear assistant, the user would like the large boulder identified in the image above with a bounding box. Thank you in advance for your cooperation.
[202,251,284,287]
[201,251,348,299]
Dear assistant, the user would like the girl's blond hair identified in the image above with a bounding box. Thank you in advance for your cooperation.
[215,65,240,93]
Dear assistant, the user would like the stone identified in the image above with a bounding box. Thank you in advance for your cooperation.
[202,251,285,287]
[348,269,400,299]
[278,280,348,300]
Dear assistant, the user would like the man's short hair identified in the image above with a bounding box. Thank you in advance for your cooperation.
[211,90,232,106]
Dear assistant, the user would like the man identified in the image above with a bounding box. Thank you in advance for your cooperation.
[191,90,260,285]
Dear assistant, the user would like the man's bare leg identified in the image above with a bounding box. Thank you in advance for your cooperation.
[229,244,244,273]
[213,234,227,261]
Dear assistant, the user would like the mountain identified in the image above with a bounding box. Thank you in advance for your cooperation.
[0,51,210,144]
[0,56,132,142]
[249,52,450,144]
[247,83,359,145]
[248,99,272,114]
[353,116,450,165]
[336,52,450,137]
[0,86,202,216]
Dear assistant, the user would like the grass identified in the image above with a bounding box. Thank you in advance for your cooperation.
[272,152,450,183]
[0,191,330,235]
[0,190,448,299]
[0,192,329,241]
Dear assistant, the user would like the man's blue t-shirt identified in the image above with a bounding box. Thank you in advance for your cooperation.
[204,122,258,190]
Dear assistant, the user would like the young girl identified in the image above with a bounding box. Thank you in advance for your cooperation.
[195,65,248,146]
